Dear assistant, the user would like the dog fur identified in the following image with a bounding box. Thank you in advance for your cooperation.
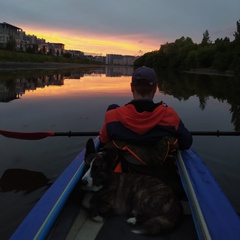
[80,138,183,235]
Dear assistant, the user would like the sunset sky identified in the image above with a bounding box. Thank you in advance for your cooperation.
[1,0,240,56]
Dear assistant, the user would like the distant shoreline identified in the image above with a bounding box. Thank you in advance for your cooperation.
[0,62,104,71]
[185,68,235,77]
[0,62,236,77]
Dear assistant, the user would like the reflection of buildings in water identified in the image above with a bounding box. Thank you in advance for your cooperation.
[47,74,64,86]
[0,67,133,102]
[80,68,105,77]
[88,68,105,75]
[0,74,65,102]
[0,84,19,102]
[79,67,133,77]
[82,68,105,78]
[15,80,25,96]
[68,72,84,79]
[105,66,133,77]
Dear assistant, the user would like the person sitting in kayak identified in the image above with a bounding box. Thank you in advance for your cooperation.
[99,66,193,198]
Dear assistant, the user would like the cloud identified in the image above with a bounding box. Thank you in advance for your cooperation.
[1,0,240,54]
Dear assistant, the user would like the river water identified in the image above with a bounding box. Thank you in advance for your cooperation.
[0,66,240,239]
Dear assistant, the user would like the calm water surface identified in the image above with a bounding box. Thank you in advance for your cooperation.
[0,66,240,238]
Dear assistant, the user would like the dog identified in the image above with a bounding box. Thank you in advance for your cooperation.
[80,138,183,235]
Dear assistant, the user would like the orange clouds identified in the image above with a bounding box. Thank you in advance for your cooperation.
[22,26,160,56]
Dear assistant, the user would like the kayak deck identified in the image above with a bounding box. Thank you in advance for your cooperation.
[66,208,103,240]
[47,185,198,240]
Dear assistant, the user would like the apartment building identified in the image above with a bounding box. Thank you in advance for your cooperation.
[0,22,65,55]
[106,54,136,65]
[1,22,137,64]
[0,22,22,49]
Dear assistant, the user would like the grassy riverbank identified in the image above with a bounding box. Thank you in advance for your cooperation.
[0,49,103,65]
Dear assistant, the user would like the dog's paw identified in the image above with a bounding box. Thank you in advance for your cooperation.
[127,217,137,225]
[81,192,94,209]
[92,215,104,222]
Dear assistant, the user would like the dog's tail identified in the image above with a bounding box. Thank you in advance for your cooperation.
[130,214,182,235]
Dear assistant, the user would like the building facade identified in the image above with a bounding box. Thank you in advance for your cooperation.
[0,22,22,49]
[106,54,136,65]
[0,22,65,55]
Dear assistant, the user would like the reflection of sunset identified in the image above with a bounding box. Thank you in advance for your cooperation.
[24,75,131,98]
[23,27,159,55]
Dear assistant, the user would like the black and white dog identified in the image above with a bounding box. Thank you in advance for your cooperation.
[80,138,183,235]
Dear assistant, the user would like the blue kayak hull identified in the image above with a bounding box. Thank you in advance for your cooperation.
[177,149,240,240]
[10,138,240,240]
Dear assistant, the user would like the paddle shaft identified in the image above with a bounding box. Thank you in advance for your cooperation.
[1,129,240,140]
[55,131,240,137]
[191,131,240,136]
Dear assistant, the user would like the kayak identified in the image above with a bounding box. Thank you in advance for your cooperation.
[9,137,240,240]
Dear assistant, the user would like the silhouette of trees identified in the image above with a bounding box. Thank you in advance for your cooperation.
[134,19,240,75]
[233,20,240,42]
[201,30,212,45]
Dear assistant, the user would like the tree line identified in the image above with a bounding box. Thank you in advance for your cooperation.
[134,19,240,74]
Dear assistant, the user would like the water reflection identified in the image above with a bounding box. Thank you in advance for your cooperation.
[0,66,240,238]
[0,71,81,102]
[156,70,240,131]
[0,66,134,102]
[1,66,240,130]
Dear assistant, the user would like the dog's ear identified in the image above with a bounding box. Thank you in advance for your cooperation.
[85,138,96,158]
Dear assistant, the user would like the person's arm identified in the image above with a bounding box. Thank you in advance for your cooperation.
[100,104,120,145]
[176,120,193,150]
[164,106,192,150]
[99,123,109,144]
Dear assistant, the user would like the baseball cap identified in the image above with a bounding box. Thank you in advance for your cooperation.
[132,66,157,86]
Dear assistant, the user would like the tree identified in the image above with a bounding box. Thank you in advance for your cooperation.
[232,19,240,74]
[214,37,230,52]
[233,19,240,42]
[201,30,211,45]
[185,50,198,69]
[197,45,216,68]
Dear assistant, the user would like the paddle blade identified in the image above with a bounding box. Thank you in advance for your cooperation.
[0,130,55,140]
[0,168,49,193]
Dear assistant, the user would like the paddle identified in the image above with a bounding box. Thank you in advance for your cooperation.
[0,129,240,140]
[0,130,98,140]
[0,168,49,193]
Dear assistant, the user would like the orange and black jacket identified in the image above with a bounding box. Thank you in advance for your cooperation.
[100,99,193,150]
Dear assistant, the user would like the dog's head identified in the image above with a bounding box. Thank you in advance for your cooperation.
[80,138,117,192]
